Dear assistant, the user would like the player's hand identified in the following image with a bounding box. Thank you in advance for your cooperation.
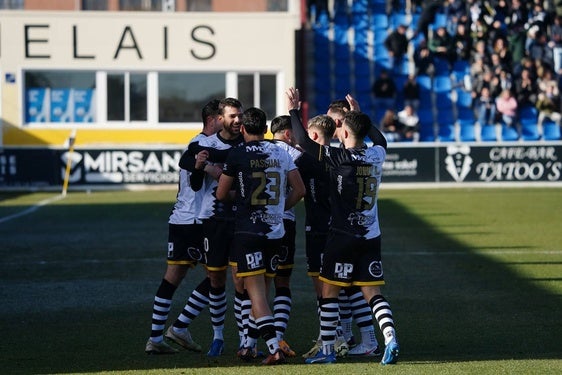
[195,150,209,170]
[346,94,361,112]
[286,87,301,111]
[204,163,223,180]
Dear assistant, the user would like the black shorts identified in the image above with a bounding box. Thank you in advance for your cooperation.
[319,231,385,287]
[202,218,234,271]
[276,219,296,277]
[232,233,282,278]
[167,223,204,266]
[305,231,328,276]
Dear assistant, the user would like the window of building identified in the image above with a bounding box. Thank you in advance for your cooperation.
[25,71,96,123]
[238,73,276,119]
[24,70,279,125]
[185,0,211,11]
[267,0,288,11]
[119,0,162,11]
[184,0,288,12]
[82,0,108,10]
[158,72,225,123]
[0,0,23,9]
[107,72,147,122]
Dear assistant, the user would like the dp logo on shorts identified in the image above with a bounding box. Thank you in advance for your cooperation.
[334,262,353,280]
[246,252,263,270]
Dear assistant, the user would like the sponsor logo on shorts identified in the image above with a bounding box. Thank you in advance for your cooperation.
[334,262,353,280]
[188,247,203,261]
[246,251,264,270]
[368,261,383,278]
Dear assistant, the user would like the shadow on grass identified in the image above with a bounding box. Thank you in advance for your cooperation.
[1,198,561,374]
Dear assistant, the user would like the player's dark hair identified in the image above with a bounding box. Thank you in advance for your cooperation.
[270,115,292,134]
[242,107,267,135]
[201,99,221,124]
[327,99,350,114]
[219,97,243,115]
[344,110,372,139]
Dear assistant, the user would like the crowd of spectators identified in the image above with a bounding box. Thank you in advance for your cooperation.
[307,0,562,141]
[372,0,562,141]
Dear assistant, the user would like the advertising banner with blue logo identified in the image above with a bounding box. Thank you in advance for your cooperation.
[73,89,95,123]
[50,89,73,122]
[26,88,50,122]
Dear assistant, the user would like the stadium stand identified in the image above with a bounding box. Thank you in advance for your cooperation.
[305,0,562,143]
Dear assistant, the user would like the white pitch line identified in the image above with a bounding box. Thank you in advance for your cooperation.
[0,194,66,224]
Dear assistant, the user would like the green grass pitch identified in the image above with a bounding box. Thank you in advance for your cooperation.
[1,187,561,374]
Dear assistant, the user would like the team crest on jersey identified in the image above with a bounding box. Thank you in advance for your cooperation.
[368,261,383,278]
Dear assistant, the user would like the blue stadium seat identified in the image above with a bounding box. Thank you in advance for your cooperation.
[459,120,476,142]
[480,124,497,142]
[432,13,448,29]
[390,13,408,29]
[518,106,539,141]
[438,124,456,142]
[416,74,432,107]
[519,105,538,124]
[433,75,452,93]
[543,119,561,140]
[501,123,519,141]
[374,42,389,59]
[372,14,389,29]
[435,92,453,110]
[433,57,450,75]
[418,109,434,141]
[521,123,541,141]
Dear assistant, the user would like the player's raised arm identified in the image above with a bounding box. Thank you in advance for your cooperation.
[286,87,322,159]
[368,119,388,150]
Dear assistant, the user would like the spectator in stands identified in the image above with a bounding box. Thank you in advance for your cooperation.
[536,82,562,136]
[498,68,513,92]
[495,89,518,127]
[396,104,420,142]
[414,39,435,76]
[513,57,537,82]
[402,74,420,110]
[489,53,507,77]
[514,68,539,107]
[472,68,500,102]
[506,0,529,65]
[372,70,397,112]
[379,109,403,142]
[453,22,472,62]
[429,26,456,65]
[384,24,409,72]
[492,36,512,72]
[476,86,497,127]
[443,0,467,36]
[549,15,562,74]
[472,39,490,66]
[528,30,555,72]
